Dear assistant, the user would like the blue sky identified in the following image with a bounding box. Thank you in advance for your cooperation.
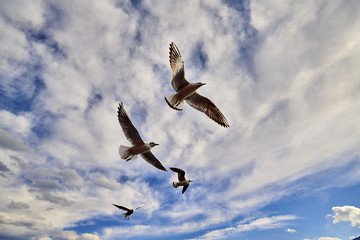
[1,0,360,239]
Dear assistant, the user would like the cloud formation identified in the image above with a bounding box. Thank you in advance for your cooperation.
[1,0,360,239]
[331,206,360,228]
[189,215,297,240]
[318,238,342,240]
[285,228,296,233]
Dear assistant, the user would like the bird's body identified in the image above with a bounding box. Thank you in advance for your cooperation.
[119,142,155,161]
[165,42,230,128]
[170,167,192,194]
[165,82,205,110]
[173,179,192,187]
[117,102,167,171]
[113,204,141,220]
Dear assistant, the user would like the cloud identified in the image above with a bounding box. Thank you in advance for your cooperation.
[92,175,121,190]
[189,215,298,240]
[0,129,31,152]
[331,206,360,228]
[285,228,296,233]
[54,168,85,190]
[318,238,342,240]
[0,161,11,173]
[0,111,33,135]
[0,0,360,239]
[7,200,30,210]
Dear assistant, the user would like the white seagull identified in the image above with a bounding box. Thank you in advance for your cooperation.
[117,102,167,171]
[170,167,193,194]
[165,42,230,128]
[112,204,142,220]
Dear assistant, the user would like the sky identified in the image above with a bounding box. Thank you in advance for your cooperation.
[0,0,360,239]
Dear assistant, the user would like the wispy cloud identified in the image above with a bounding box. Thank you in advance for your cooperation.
[188,215,298,240]
[318,238,342,240]
[1,0,360,239]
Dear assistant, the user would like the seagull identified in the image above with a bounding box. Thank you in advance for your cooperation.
[170,167,193,194]
[117,102,167,171]
[112,204,142,220]
[165,42,230,128]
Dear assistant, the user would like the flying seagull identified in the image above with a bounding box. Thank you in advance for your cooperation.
[165,42,230,128]
[113,204,142,220]
[170,167,193,194]
[117,102,167,171]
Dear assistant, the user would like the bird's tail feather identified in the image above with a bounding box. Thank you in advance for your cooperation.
[173,182,179,188]
[119,145,137,161]
[122,213,128,219]
[165,94,184,110]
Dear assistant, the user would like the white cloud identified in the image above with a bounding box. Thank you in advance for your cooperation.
[0,0,45,27]
[318,238,342,240]
[285,228,296,233]
[0,111,33,135]
[189,215,298,240]
[331,206,360,228]
[92,175,121,190]
[1,0,360,239]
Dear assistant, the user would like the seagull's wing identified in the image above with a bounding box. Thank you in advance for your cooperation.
[169,42,189,92]
[182,184,189,194]
[113,204,130,211]
[140,152,167,171]
[170,167,186,181]
[117,103,144,145]
[185,92,230,128]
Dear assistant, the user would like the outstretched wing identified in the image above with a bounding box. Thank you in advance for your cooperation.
[185,93,230,128]
[141,152,167,171]
[117,102,144,145]
[169,42,189,92]
[113,204,130,211]
[170,167,186,181]
[182,184,189,194]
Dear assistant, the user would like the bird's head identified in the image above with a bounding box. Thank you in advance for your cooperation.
[189,180,193,183]
[149,142,159,148]
[196,82,206,86]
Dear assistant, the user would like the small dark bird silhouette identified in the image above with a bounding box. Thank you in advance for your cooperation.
[112,204,142,220]
[165,42,230,128]
[170,167,193,194]
[117,102,167,171]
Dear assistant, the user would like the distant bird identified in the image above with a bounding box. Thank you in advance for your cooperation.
[170,167,193,194]
[165,42,230,128]
[117,102,167,171]
[113,204,142,220]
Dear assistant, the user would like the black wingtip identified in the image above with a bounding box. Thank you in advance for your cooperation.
[117,102,123,113]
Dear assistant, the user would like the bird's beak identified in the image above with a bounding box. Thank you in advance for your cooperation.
[154,143,159,146]
[201,83,206,86]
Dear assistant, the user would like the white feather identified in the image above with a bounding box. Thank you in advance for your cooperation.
[119,145,137,160]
